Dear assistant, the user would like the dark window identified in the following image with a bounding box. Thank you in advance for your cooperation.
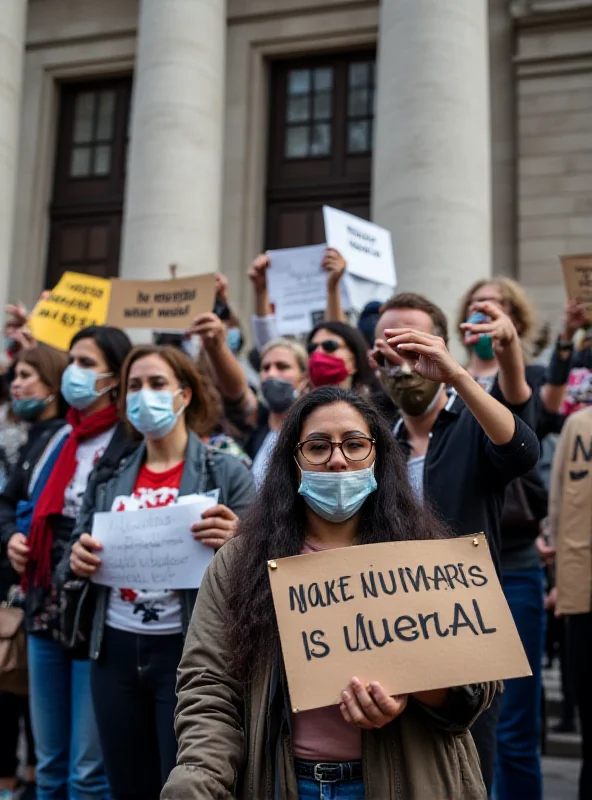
[266,51,375,251]
[46,77,132,288]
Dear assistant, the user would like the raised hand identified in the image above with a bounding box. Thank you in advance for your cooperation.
[385,328,463,384]
[461,301,518,354]
[322,248,346,290]
[186,312,226,351]
[248,255,270,293]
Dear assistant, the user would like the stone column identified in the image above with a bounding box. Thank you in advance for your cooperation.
[0,1,27,318]
[489,0,517,277]
[372,0,492,344]
[120,0,226,280]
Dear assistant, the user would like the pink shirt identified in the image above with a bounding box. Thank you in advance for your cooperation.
[291,540,362,762]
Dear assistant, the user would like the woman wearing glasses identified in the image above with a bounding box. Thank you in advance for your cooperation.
[162,387,493,800]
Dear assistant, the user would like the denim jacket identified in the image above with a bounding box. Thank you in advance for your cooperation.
[61,431,255,660]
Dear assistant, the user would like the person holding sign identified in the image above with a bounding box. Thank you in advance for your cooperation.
[163,388,495,800]
[67,345,255,800]
[2,325,133,800]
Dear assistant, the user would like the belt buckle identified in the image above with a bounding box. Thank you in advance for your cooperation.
[314,763,341,783]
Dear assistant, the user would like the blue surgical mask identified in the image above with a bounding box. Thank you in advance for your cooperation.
[226,328,242,354]
[11,395,53,422]
[61,364,114,410]
[126,389,185,440]
[298,465,377,523]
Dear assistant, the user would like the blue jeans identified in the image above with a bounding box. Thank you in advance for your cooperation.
[297,777,365,799]
[28,635,110,800]
[494,568,545,800]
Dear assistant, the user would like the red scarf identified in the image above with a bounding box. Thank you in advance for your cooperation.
[25,404,120,590]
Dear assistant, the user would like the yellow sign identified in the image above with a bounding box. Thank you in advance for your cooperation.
[28,272,112,351]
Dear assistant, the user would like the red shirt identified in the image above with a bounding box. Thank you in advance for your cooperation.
[114,461,185,512]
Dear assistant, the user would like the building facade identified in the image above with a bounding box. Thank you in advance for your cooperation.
[1,0,591,339]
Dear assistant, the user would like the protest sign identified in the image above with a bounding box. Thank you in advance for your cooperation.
[561,254,592,319]
[28,272,111,351]
[268,534,530,712]
[267,245,350,336]
[107,274,216,330]
[323,206,396,288]
[90,499,216,590]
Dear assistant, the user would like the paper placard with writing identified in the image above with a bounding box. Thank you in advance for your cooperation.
[28,272,112,351]
[323,206,396,288]
[267,245,351,336]
[268,535,531,712]
[107,274,216,330]
[90,500,216,590]
[561,254,592,319]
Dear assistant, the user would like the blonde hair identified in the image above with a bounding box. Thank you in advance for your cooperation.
[260,338,308,374]
[456,277,538,355]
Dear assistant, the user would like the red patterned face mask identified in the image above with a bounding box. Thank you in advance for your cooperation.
[308,351,350,388]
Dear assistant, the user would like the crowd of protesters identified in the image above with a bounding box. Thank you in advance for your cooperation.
[0,249,589,800]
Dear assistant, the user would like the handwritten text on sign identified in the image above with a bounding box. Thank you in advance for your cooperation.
[561,254,592,320]
[106,274,216,330]
[28,272,111,351]
[90,500,216,590]
[268,535,530,712]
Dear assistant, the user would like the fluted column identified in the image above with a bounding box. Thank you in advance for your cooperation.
[372,0,492,336]
[120,0,226,279]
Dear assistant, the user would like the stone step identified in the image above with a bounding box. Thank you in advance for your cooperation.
[543,716,582,760]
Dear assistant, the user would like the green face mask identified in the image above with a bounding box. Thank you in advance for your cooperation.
[471,335,495,361]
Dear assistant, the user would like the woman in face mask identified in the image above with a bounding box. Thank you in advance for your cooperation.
[250,338,308,490]
[0,343,68,800]
[2,327,132,800]
[162,387,495,800]
[68,345,255,800]
[307,322,396,424]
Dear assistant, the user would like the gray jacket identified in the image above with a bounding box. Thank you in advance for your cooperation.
[66,431,255,660]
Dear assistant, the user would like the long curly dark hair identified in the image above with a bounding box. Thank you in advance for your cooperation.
[227,386,449,679]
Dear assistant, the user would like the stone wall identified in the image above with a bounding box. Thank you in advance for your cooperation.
[515,2,592,332]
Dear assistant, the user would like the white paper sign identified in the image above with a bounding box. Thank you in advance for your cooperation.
[323,206,396,288]
[267,244,350,336]
[90,499,216,590]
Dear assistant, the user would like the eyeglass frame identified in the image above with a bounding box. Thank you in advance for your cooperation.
[295,435,376,465]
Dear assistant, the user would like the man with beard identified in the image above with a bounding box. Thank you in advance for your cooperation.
[372,293,539,798]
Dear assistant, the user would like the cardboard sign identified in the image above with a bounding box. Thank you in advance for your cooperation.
[323,206,396,288]
[268,535,530,712]
[107,274,216,330]
[267,245,351,335]
[561,254,592,319]
[91,499,217,590]
[28,273,112,351]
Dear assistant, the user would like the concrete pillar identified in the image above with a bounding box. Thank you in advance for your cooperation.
[0,1,27,318]
[372,0,492,341]
[489,0,517,277]
[120,0,226,280]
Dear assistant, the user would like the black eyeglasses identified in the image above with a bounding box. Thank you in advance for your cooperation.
[307,339,342,356]
[295,436,375,465]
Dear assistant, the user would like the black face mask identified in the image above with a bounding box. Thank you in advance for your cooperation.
[261,378,296,413]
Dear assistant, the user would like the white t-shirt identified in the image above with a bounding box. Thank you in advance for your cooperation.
[251,429,280,491]
[62,427,116,519]
[407,455,426,503]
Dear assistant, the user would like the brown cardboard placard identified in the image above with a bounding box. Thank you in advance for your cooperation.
[268,535,531,712]
[561,254,592,319]
[106,274,216,330]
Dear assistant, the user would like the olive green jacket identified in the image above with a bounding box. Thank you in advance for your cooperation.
[162,543,494,800]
